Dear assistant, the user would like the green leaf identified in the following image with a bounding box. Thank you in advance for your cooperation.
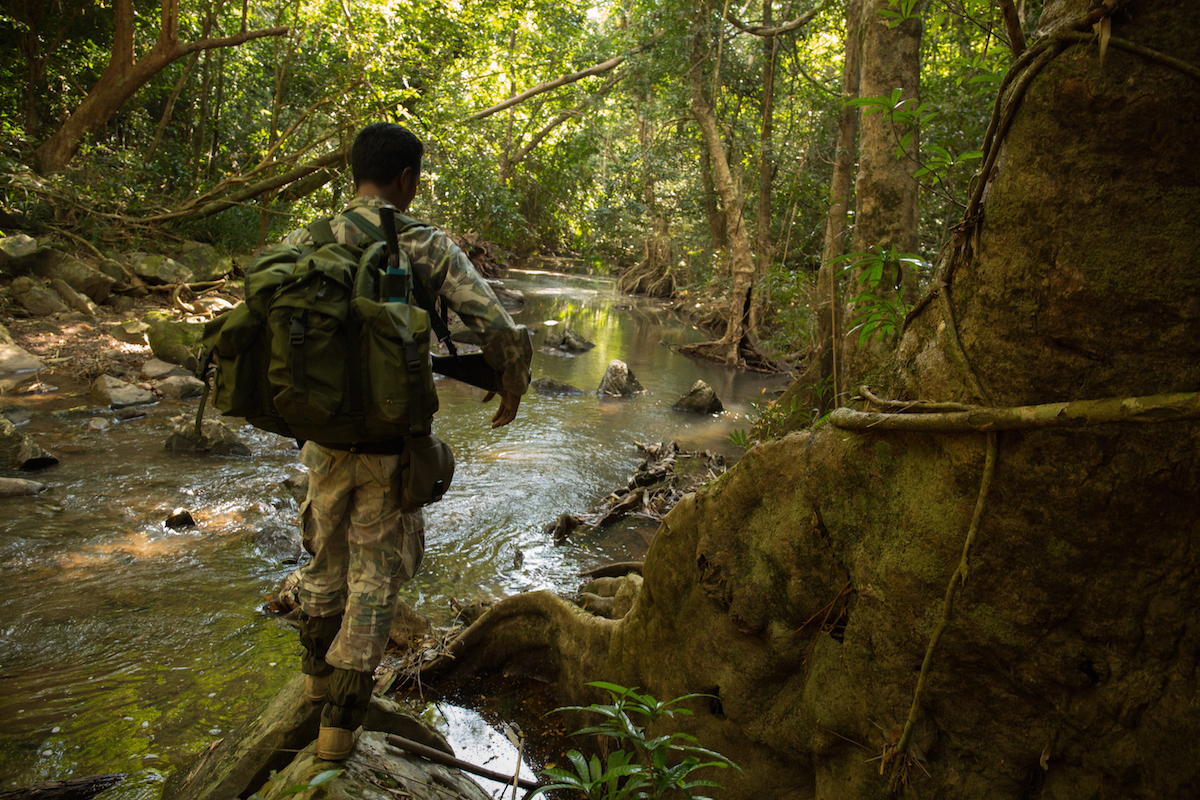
[275,769,344,797]
[926,144,951,161]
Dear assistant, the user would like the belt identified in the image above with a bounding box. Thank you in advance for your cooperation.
[312,437,407,454]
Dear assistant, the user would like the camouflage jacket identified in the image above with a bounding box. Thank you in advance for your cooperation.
[283,195,531,396]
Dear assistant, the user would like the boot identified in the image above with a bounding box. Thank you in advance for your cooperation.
[317,667,375,761]
[298,611,342,702]
[304,674,330,703]
[317,725,363,761]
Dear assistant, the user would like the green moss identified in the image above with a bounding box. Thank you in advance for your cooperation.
[966,603,1024,648]
[1046,537,1071,559]
[878,535,946,585]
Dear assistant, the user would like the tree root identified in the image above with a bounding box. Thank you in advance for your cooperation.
[397,591,614,686]
[618,248,675,298]
[579,561,644,579]
[833,390,1200,433]
[679,333,785,373]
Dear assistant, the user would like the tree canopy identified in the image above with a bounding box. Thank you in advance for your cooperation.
[0,0,1034,375]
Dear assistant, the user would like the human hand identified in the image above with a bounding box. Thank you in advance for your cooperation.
[483,390,521,428]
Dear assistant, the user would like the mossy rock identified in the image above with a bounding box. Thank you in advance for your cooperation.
[144,310,203,369]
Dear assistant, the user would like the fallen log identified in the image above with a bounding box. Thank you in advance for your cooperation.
[0,773,124,800]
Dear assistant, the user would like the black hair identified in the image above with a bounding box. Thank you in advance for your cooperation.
[350,122,423,188]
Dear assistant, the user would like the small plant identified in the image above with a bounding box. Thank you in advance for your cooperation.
[530,681,739,800]
[727,428,752,450]
[729,390,810,450]
[833,246,928,347]
[248,768,343,799]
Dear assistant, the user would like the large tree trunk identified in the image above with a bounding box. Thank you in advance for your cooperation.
[409,2,1200,798]
[699,145,727,250]
[31,0,286,174]
[752,0,778,332]
[781,0,862,419]
[618,94,674,298]
[841,0,922,386]
[683,25,760,367]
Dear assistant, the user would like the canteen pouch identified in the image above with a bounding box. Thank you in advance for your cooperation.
[400,434,455,512]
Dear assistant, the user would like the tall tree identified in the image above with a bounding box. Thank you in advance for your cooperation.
[7,0,93,139]
[32,0,287,173]
[841,0,923,385]
[753,0,779,331]
[683,1,819,369]
[781,0,862,416]
[684,14,759,367]
[618,91,674,297]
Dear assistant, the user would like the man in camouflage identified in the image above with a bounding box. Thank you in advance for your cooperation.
[289,122,532,761]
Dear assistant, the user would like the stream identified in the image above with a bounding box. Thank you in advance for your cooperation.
[0,270,789,797]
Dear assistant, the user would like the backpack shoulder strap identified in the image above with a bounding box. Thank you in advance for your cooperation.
[408,274,454,347]
[341,210,385,242]
[341,209,456,352]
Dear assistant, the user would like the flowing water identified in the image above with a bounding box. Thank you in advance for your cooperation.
[0,271,789,796]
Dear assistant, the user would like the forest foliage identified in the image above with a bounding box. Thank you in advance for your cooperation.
[0,0,1033,364]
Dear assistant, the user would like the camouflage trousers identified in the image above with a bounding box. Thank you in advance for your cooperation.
[297,442,425,673]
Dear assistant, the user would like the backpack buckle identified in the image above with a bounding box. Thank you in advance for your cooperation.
[405,343,422,374]
[290,316,305,346]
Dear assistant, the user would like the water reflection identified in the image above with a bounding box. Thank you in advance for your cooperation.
[0,271,789,793]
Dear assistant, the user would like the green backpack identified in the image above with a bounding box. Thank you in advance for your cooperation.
[195,208,444,444]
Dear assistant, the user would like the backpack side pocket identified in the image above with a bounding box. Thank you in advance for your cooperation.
[353,296,439,436]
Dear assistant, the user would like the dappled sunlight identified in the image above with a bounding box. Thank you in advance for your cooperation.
[1,272,778,789]
[58,529,196,567]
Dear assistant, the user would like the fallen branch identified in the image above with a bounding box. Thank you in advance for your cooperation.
[148,279,227,293]
[463,36,661,122]
[135,148,348,223]
[724,6,821,37]
[384,734,540,791]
